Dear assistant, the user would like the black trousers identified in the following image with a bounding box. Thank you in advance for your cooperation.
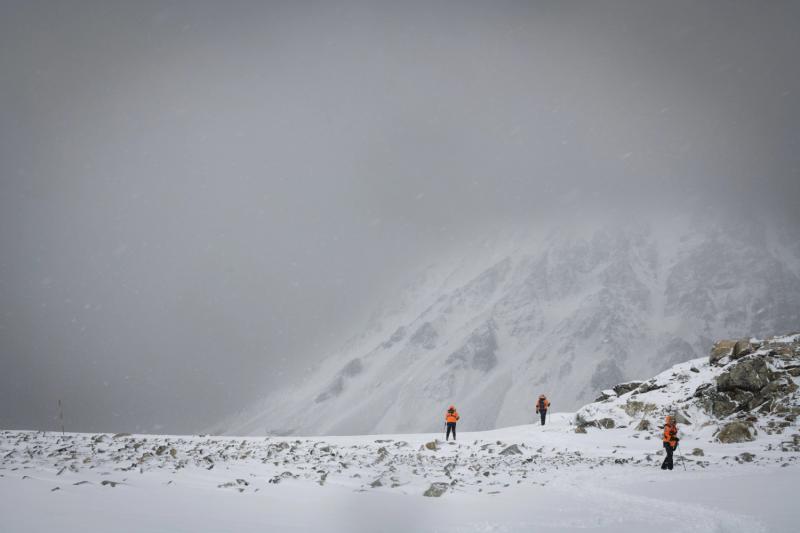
[446,422,456,440]
[539,410,547,425]
[661,441,674,470]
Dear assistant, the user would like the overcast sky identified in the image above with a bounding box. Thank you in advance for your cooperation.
[1,1,798,433]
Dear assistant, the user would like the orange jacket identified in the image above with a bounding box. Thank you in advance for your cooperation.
[445,408,460,423]
[535,396,550,413]
[663,417,678,447]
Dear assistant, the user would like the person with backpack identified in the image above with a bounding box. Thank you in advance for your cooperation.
[535,394,550,426]
[661,415,679,470]
[445,405,460,441]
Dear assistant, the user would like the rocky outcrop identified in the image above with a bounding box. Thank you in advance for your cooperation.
[595,381,643,402]
[594,389,617,402]
[576,333,800,444]
[445,321,498,373]
[410,322,438,350]
[716,356,773,393]
[380,327,406,349]
[575,414,615,430]
[696,335,800,420]
[613,381,643,396]
[315,358,364,403]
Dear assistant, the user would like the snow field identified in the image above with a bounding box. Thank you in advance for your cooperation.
[2,411,798,532]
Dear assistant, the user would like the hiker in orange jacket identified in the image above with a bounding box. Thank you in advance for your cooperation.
[535,394,551,426]
[661,415,679,470]
[445,405,460,441]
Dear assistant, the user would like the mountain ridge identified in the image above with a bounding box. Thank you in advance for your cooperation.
[221,216,800,436]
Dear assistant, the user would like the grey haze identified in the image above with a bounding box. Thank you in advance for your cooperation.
[0,1,798,433]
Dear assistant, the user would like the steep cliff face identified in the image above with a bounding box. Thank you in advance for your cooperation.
[221,217,800,436]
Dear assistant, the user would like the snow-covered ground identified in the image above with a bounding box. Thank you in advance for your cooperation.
[4,334,799,532]
[2,416,798,532]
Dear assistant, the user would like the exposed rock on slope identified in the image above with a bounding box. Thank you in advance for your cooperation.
[576,333,800,444]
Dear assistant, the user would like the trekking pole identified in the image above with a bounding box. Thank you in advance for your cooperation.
[677,446,687,471]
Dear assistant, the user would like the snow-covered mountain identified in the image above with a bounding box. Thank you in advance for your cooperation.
[222,215,800,436]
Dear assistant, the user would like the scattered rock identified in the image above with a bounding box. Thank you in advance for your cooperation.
[717,421,755,443]
[596,418,615,429]
[498,444,522,456]
[218,479,249,489]
[423,482,449,497]
[738,452,755,462]
[267,471,297,484]
[622,401,656,417]
[691,448,704,456]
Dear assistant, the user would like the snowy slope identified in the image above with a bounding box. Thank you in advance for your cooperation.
[223,217,800,436]
[2,336,799,532]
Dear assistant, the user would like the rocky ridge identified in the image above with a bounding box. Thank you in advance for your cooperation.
[577,333,800,447]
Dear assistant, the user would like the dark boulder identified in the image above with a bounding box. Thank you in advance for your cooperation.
[716,356,774,393]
